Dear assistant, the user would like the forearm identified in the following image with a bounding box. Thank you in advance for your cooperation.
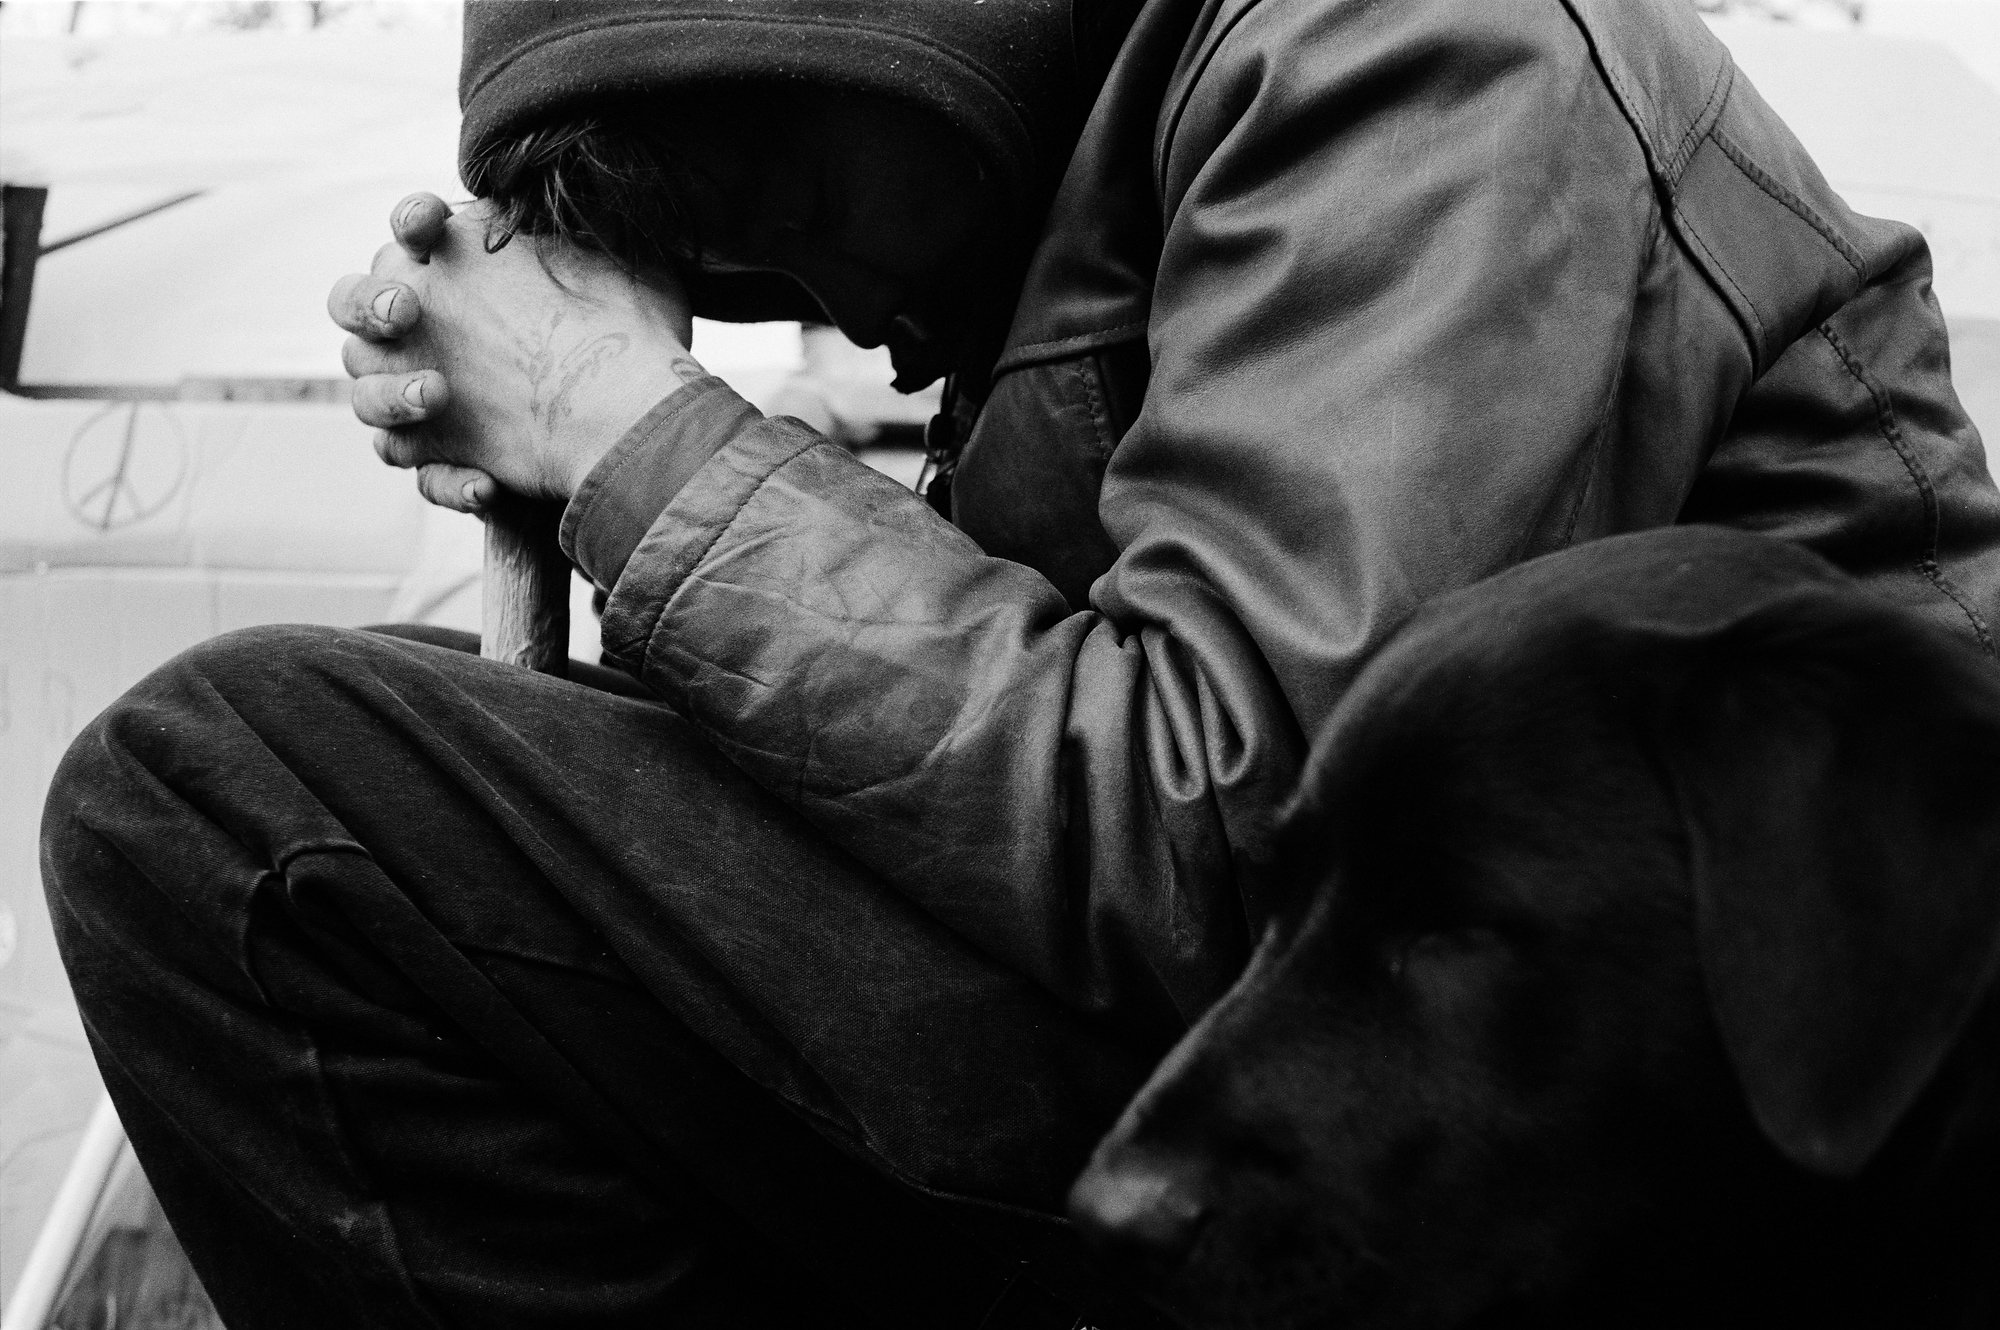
[575,407,1288,1040]
[563,0,1657,1037]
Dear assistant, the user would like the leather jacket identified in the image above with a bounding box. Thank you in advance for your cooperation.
[571,0,2000,1201]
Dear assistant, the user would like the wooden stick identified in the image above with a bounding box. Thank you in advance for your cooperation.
[482,497,570,677]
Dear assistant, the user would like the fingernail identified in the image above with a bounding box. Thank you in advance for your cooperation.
[372,288,398,324]
[396,197,420,230]
[402,377,425,409]
[462,479,484,508]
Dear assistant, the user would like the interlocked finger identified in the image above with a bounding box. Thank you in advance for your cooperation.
[328,272,422,340]
[352,370,448,431]
[372,425,452,470]
[392,193,454,261]
[417,463,497,513]
[342,333,417,380]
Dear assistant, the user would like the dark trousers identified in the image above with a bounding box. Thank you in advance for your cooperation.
[40,625,1165,1330]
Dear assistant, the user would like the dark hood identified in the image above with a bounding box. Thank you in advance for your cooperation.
[459,0,1127,324]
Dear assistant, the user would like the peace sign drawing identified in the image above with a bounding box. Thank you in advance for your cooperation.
[62,401,190,533]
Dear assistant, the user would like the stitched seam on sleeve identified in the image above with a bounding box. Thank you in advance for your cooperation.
[1580,19,1659,161]
[1558,2,1731,189]
[1711,129,1866,275]
[1676,202,1767,352]
[1664,55,1732,180]
[1819,322,1996,655]
[1559,0,1665,184]
[592,430,653,493]
[1075,356,1118,461]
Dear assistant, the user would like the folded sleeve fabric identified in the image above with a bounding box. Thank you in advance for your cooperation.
[559,375,765,590]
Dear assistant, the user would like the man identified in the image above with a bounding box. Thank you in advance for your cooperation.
[42,0,2000,1326]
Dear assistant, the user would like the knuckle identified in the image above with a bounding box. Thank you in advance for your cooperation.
[417,463,467,511]
[375,426,428,470]
[371,246,424,287]
[415,465,445,505]
[345,335,413,381]
[351,377,385,426]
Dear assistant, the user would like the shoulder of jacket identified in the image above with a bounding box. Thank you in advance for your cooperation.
[1153,0,1732,196]
[1552,0,1734,184]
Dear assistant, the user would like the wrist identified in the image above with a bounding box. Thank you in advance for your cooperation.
[552,344,708,498]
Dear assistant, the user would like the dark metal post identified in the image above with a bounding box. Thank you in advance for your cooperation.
[1,183,49,390]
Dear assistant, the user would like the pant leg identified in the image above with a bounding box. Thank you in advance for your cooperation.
[363,623,656,700]
[41,624,1158,1329]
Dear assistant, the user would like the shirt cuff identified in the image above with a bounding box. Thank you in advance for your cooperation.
[559,375,765,589]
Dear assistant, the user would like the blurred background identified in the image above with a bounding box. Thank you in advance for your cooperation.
[2,0,1998,1324]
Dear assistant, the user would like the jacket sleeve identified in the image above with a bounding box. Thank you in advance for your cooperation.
[593,0,1666,1039]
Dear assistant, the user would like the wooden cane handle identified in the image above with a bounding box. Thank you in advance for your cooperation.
[481,498,570,677]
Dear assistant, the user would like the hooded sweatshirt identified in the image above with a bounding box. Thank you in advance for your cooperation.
[447,0,2000,1215]
[459,0,1124,325]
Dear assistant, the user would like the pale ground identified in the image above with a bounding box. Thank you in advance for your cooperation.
[2,0,1999,1315]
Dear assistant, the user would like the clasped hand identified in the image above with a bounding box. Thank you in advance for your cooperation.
[329,193,698,512]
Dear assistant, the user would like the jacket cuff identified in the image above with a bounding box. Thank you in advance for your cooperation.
[558,375,764,589]
[597,414,826,674]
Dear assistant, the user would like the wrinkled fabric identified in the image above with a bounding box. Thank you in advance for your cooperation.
[41,626,1163,1328]
[561,375,761,587]
[585,0,2000,1112]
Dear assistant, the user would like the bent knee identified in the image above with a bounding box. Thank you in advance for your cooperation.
[168,622,367,688]
[124,622,397,721]
[43,626,379,928]
[45,625,368,824]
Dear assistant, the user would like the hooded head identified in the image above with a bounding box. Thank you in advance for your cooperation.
[457,0,1135,385]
